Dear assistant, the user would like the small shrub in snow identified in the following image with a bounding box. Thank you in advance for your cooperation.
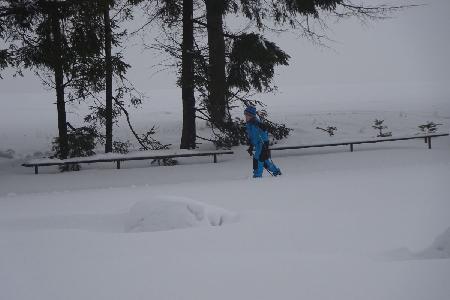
[418,122,441,134]
[316,126,337,136]
[52,125,98,171]
[372,119,392,137]
[150,158,178,166]
[113,140,132,154]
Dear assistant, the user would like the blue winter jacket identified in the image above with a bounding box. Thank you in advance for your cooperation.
[246,118,269,147]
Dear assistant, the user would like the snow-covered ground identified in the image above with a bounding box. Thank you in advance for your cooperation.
[1,83,450,300]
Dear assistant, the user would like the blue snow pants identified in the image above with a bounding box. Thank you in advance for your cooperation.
[253,142,280,177]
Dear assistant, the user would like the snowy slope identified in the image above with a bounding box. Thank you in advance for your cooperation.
[1,138,450,300]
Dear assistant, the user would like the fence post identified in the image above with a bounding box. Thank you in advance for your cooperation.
[428,137,432,149]
[350,144,354,152]
[116,160,121,169]
[34,165,38,175]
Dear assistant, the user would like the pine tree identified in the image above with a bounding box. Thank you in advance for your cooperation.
[180,0,197,149]
[205,0,227,127]
[0,1,79,159]
[133,0,413,148]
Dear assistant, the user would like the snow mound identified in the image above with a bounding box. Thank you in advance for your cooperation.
[0,149,15,159]
[382,247,414,261]
[417,227,450,259]
[124,196,238,233]
[384,227,450,261]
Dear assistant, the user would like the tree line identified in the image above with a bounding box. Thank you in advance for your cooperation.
[0,0,412,160]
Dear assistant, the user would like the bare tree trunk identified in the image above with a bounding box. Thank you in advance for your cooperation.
[180,0,196,149]
[104,5,113,153]
[205,0,227,127]
[51,13,68,159]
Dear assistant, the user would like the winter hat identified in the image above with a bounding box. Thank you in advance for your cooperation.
[244,106,257,117]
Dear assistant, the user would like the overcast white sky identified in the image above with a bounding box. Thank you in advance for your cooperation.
[0,0,449,94]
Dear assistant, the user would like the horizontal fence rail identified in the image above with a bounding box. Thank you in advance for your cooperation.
[22,151,234,174]
[270,133,449,152]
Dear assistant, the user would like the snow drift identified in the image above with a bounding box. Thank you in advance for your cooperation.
[124,196,238,233]
[384,227,450,260]
[417,227,450,259]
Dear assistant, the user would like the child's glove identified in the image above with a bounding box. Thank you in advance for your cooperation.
[247,145,253,156]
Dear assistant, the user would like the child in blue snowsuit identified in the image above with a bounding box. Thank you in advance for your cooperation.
[244,106,282,178]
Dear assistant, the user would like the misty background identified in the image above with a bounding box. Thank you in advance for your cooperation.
[1,0,449,154]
